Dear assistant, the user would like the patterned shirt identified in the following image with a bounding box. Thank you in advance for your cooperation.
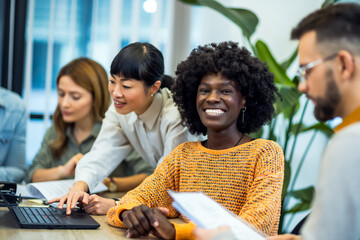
[107,139,284,239]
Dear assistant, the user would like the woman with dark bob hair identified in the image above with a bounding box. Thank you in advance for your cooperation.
[49,42,197,215]
[105,41,284,239]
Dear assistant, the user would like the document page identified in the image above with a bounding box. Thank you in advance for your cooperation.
[17,179,108,200]
[168,190,265,240]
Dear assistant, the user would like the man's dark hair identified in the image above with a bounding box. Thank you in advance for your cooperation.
[172,41,279,136]
[291,3,360,54]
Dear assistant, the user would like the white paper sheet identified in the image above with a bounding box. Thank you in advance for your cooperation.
[168,190,265,240]
[16,179,108,200]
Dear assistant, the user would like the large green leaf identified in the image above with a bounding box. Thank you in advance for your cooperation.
[179,0,259,38]
[274,85,302,115]
[285,202,312,213]
[285,186,315,213]
[291,122,334,138]
[255,40,295,87]
[282,101,300,120]
[281,48,298,71]
[227,8,259,38]
[322,0,341,7]
[290,186,315,202]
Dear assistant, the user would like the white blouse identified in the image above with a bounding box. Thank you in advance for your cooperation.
[75,88,198,191]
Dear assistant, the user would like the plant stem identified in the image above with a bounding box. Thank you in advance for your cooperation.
[284,212,297,233]
[283,130,318,232]
[289,130,318,197]
[268,117,278,140]
[246,36,258,57]
[283,106,296,156]
[281,99,309,232]
[288,99,309,164]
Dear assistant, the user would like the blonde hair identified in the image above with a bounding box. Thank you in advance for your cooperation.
[51,58,110,158]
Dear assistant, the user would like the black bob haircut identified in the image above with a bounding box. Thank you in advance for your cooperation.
[110,42,164,87]
[172,41,279,136]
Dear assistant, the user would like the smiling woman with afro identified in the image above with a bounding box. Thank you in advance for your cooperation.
[172,41,280,136]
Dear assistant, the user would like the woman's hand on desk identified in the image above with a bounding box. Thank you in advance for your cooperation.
[82,194,115,215]
[47,181,89,215]
[122,204,174,239]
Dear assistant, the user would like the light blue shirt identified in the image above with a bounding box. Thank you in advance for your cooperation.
[0,87,26,182]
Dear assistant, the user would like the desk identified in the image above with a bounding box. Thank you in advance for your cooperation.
[0,192,183,240]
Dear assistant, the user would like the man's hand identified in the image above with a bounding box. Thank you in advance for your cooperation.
[47,181,89,215]
[122,205,174,239]
[267,234,302,240]
[82,194,116,215]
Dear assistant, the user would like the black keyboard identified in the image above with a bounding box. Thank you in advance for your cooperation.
[19,207,61,224]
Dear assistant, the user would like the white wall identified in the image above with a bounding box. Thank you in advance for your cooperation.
[188,0,323,61]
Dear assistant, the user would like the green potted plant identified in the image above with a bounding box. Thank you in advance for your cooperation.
[178,0,337,233]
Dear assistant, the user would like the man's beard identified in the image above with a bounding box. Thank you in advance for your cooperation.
[313,70,341,122]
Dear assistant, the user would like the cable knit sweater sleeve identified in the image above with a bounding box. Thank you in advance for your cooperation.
[106,155,179,225]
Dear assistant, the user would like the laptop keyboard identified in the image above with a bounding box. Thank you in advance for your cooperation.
[19,207,61,224]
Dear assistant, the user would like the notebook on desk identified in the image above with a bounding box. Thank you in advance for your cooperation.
[8,206,100,229]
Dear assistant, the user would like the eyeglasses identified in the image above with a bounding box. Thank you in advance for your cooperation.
[296,53,338,83]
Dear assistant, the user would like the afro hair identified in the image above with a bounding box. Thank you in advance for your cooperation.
[172,41,279,136]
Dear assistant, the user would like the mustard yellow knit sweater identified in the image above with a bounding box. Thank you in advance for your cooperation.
[107,139,284,239]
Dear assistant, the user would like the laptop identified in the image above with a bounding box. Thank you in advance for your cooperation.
[8,205,100,229]
[1,183,99,229]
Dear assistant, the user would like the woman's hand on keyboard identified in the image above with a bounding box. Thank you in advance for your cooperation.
[47,180,89,215]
